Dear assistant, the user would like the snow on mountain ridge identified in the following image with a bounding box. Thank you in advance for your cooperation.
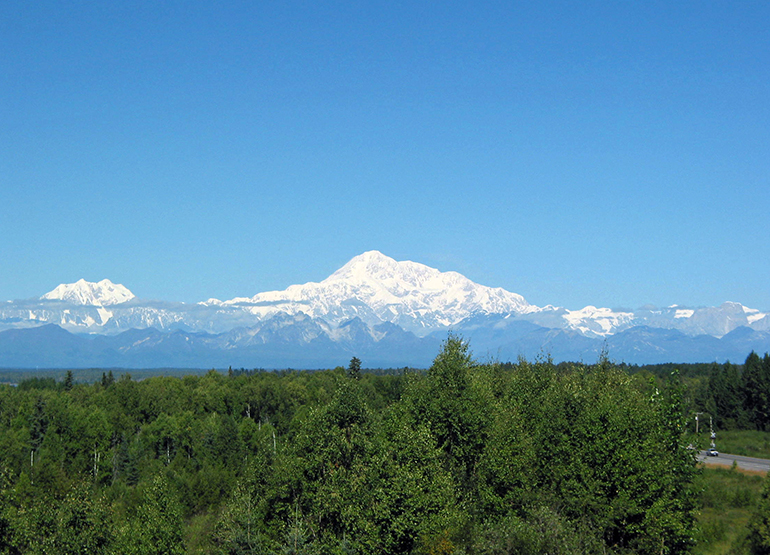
[561,305,635,337]
[41,279,135,306]
[222,251,532,334]
[208,252,770,338]
[7,253,769,341]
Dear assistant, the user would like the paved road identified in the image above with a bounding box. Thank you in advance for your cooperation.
[698,450,770,473]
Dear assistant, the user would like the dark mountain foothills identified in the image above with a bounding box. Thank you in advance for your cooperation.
[2,312,770,369]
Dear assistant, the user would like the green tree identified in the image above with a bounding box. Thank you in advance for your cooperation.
[63,371,74,392]
[709,362,745,429]
[28,396,48,454]
[55,481,115,555]
[280,505,318,555]
[124,474,185,555]
[347,357,361,381]
[214,476,271,555]
[372,404,458,553]
[101,371,115,388]
[0,466,15,554]
[744,352,770,430]
[749,473,770,554]
[422,334,487,487]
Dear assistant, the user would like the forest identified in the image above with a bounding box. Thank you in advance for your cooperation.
[0,336,769,554]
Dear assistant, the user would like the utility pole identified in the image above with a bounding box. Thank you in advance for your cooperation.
[695,412,704,434]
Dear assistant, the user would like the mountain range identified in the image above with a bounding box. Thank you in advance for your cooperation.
[2,250,769,368]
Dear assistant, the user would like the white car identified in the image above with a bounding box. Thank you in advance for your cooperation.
[706,448,719,457]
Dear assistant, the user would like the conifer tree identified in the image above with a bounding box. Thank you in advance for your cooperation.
[347,357,361,380]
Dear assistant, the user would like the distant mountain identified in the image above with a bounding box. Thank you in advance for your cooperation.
[0,317,442,369]
[41,278,135,306]
[205,250,533,333]
[1,251,768,368]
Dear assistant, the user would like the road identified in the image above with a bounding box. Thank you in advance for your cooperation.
[698,450,770,473]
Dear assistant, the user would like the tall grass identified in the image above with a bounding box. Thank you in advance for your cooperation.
[694,467,765,555]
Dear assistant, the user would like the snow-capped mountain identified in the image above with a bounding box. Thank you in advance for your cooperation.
[41,279,135,306]
[3,253,768,340]
[556,306,636,338]
[207,250,533,334]
[1,251,769,367]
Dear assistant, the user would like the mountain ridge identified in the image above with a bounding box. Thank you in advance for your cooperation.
[2,319,768,369]
[6,252,768,339]
[2,251,768,367]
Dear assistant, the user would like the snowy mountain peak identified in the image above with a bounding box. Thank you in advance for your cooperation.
[329,250,399,277]
[229,251,532,335]
[328,250,448,286]
[41,279,135,306]
[325,251,506,297]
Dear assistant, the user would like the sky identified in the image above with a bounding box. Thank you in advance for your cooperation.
[1,1,768,311]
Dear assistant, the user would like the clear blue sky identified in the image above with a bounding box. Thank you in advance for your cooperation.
[2,1,768,311]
